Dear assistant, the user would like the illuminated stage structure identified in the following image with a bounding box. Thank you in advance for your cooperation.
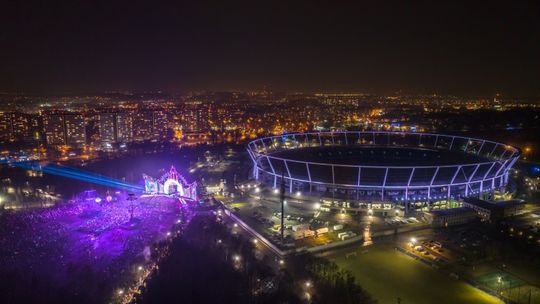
[143,166,197,200]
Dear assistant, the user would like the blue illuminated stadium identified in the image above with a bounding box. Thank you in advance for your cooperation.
[247,131,520,203]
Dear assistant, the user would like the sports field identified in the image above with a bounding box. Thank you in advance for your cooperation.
[328,244,503,304]
[474,271,540,304]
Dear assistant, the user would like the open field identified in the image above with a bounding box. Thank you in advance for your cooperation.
[328,243,503,304]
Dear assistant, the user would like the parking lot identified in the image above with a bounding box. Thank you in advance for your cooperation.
[226,185,429,250]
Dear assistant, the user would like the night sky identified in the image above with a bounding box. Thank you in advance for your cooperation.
[1,1,539,96]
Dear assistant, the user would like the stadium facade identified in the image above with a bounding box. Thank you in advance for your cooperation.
[247,131,520,204]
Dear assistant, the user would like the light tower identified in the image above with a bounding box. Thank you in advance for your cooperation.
[280,172,285,243]
[127,193,136,221]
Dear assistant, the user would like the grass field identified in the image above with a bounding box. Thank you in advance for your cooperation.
[329,244,503,304]
[474,271,540,304]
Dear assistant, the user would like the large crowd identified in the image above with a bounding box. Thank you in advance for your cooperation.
[0,195,186,304]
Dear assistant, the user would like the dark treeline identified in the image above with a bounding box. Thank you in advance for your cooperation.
[139,214,300,304]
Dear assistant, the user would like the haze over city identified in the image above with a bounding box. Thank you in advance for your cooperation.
[1,1,539,95]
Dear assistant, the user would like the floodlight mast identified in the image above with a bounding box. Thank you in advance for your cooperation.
[280,172,285,243]
[128,193,136,221]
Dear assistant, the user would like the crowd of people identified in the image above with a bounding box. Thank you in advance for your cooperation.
[0,195,187,304]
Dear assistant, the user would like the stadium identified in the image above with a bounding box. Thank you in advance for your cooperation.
[247,131,520,206]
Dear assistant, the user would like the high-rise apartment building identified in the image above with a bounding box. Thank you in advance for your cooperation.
[98,113,116,144]
[43,113,67,145]
[65,113,86,147]
[133,111,153,141]
[115,112,133,143]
